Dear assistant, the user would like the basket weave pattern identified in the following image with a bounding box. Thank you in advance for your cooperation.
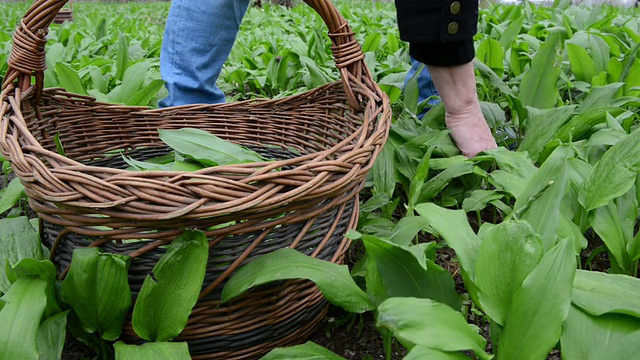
[1,0,392,358]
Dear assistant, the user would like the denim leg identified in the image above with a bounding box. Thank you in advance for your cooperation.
[404,57,440,117]
[159,0,251,107]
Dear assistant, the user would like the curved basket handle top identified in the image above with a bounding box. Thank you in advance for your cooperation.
[3,0,374,111]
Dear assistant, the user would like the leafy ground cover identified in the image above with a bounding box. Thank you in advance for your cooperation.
[1,0,640,359]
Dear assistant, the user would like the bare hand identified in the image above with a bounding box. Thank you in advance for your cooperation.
[445,109,498,158]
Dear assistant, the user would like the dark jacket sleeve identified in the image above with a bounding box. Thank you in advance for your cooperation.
[394,0,478,66]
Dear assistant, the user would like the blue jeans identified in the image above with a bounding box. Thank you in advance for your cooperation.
[159,0,251,107]
[404,57,440,117]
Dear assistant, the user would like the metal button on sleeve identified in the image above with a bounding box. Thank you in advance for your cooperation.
[447,21,459,35]
[450,1,461,15]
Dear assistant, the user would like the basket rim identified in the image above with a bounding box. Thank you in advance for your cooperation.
[0,0,392,226]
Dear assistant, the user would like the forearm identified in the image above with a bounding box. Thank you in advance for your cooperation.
[426,61,479,115]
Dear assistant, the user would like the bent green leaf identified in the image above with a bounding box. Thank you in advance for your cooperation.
[114,341,191,360]
[0,277,47,360]
[415,203,481,280]
[132,230,209,342]
[37,311,69,360]
[518,33,561,109]
[0,177,25,215]
[475,220,544,326]
[497,238,576,360]
[572,270,640,318]
[0,216,44,294]
[560,306,640,360]
[221,248,374,313]
[362,235,460,310]
[579,127,640,210]
[376,297,490,360]
[261,341,346,360]
[61,248,131,341]
[405,346,470,360]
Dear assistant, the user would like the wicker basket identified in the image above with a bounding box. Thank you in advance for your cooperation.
[53,1,73,24]
[0,0,391,358]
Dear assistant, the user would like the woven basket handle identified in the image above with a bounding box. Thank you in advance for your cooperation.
[3,0,373,111]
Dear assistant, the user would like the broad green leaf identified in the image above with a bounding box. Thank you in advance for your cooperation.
[37,311,68,360]
[481,147,537,179]
[497,238,576,360]
[518,33,560,109]
[389,215,429,247]
[54,63,88,95]
[477,38,504,74]
[171,160,204,172]
[579,127,640,210]
[221,248,374,313]
[558,213,588,254]
[43,43,64,88]
[361,32,382,53]
[577,83,624,113]
[561,305,640,360]
[589,326,640,360]
[480,101,506,129]
[628,230,640,263]
[109,61,149,104]
[158,128,265,167]
[417,160,474,202]
[518,106,576,161]
[402,64,423,115]
[551,107,623,149]
[0,277,47,360]
[115,32,129,82]
[572,270,640,318]
[61,248,131,341]
[0,177,25,215]
[0,216,44,294]
[462,190,503,213]
[475,220,544,326]
[363,255,388,306]
[86,89,110,103]
[261,341,346,360]
[513,145,572,250]
[474,59,515,98]
[300,56,333,87]
[114,341,191,360]
[133,230,209,342]
[376,297,490,360]
[89,66,108,94]
[371,143,396,200]
[408,148,433,210]
[6,259,60,318]
[128,79,165,106]
[404,346,470,360]
[415,203,481,280]
[499,17,525,50]
[619,43,640,86]
[362,235,460,310]
[566,43,597,83]
[585,128,628,147]
[589,202,630,272]
[488,170,527,199]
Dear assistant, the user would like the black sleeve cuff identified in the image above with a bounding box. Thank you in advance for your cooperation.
[409,39,475,67]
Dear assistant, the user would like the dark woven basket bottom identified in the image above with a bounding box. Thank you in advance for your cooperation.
[41,146,356,358]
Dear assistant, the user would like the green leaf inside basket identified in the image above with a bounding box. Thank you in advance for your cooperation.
[158,128,267,167]
[221,248,375,313]
[132,229,209,342]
